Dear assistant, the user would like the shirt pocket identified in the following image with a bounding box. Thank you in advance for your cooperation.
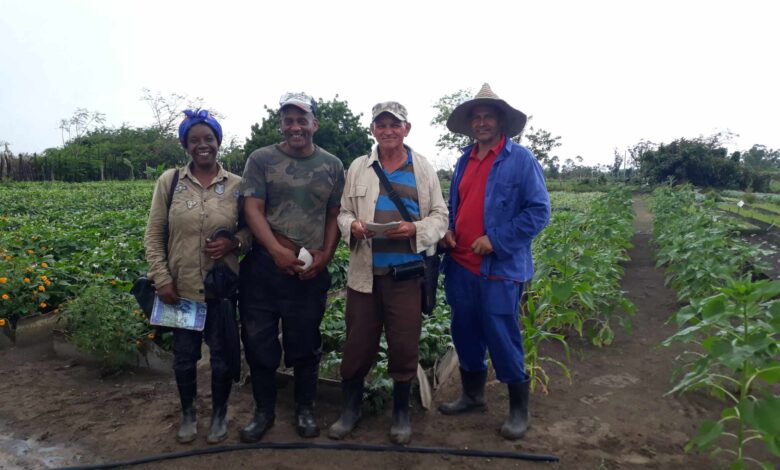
[347,184,368,198]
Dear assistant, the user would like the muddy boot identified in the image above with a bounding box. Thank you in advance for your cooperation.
[206,377,231,444]
[500,379,530,440]
[175,371,198,444]
[389,381,412,445]
[438,368,487,415]
[328,377,364,440]
[239,368,276,443]
[294,364,320,438]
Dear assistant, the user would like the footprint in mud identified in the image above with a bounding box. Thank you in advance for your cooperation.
[544,416,612,446]
[579,392,613,406]
[589,373,639,388]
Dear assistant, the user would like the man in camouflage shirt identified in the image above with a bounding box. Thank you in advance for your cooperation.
[238,92,345,442]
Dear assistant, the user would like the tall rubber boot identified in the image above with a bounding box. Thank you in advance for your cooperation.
[206,376,232,444]
[294,364,320,438]
[438,368,487,415]
[389,381,412,445]
[239,368,276,443]
[500,379,530,440]
[175,370,198,444]
[328,377,364,440]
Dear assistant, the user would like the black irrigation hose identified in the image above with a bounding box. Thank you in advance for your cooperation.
[55,441,560,469]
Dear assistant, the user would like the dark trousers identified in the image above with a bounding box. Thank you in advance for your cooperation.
[238,247,331,376]
[172,299,231,385]
[340,275,423,383]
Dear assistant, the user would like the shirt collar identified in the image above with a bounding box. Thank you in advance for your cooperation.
[469,135,506,160]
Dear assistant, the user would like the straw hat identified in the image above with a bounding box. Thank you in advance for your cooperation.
[446,83,527,138]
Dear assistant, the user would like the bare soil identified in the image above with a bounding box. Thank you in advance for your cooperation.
[0,196,767,469]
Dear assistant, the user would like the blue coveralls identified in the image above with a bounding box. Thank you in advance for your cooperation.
[444,138,550,383]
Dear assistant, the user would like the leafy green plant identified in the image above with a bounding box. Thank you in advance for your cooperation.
[663,278,780,468]
[63,285,153,369]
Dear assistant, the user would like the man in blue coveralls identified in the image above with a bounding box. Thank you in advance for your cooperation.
[438,83,550,440]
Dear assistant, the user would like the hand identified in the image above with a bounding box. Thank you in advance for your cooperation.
[299,248,329,280]
[270,245,305,276]
[350,220,375,240]
[156,282,179,305]
[440,230,456,249]
[205,237,236,260]
[471,235,494,255]
[384,221,416,240]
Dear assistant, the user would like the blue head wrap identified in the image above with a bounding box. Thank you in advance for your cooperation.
[178,109,223,148]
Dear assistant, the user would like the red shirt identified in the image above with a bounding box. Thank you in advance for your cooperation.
[451,136,506,275]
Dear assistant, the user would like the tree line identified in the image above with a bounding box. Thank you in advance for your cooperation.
[1,89,778,192]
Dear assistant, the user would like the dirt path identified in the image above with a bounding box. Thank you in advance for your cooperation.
[0,196,737,469]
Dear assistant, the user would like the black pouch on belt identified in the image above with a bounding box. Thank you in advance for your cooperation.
[390,260,425,281]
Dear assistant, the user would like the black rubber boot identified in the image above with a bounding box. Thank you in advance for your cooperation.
[438,368,487,415]
[175,370,198,444]
[239,368,276,443]
[328,377,364,440]
[294,364,320,438]
[389,381,412,445]
[500,379,530,440]
[206,377,232,444]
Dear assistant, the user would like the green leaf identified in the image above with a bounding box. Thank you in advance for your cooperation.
[750,396,780,436]
[688,420,724,451]
[756,365,780,385]
[701,294,727,319]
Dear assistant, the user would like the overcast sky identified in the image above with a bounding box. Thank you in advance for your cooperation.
[1,0,778,169]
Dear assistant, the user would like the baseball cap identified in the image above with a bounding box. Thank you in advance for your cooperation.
[371,101,408,122]
[279,92,317,115]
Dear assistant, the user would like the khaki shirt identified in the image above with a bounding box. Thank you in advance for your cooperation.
[337,146,448,293]
[144,165,251,301]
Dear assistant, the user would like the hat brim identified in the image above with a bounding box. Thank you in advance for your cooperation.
[372,111,406,122]
[446,98,527,139]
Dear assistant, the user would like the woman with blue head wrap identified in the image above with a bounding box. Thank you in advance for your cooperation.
[143,109,251,445]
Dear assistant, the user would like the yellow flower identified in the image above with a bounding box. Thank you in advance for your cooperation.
[110,279,117,286]
[0,277,7,283]
[0,318,5,326]
[41,262,48,268]
[45,280,51,286]
[23,278,30,283]
[4,256,12,261]
[38,285,45,292]
[26,249,34,255]
[1,294,9,300]
[39,302,47,309]
[40,275,48,281]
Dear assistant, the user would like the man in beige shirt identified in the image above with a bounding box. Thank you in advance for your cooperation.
[330,102,448,444]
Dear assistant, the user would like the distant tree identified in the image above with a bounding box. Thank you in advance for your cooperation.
[244,96,372,168]
[1,141,10,180]
[522,125,562,171]
[430,89,474,154]
[639,135,769,191]
[140,88,222,136]
[741,144,780,170]
[58,108,106,145]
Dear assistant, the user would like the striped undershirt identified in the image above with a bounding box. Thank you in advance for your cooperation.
[372,149,422,274]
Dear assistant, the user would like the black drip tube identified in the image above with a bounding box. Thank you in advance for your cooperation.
[54,441,560,469]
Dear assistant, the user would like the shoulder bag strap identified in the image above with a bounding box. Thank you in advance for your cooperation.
[370,160,412,222]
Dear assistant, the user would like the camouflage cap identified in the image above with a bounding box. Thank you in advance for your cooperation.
[279,92,317,115]
[371,101,408,122]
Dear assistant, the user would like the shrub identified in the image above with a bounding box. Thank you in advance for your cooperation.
[63,285,152,368]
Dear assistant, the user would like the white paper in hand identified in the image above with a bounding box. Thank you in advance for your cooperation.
[298,247,313,270]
